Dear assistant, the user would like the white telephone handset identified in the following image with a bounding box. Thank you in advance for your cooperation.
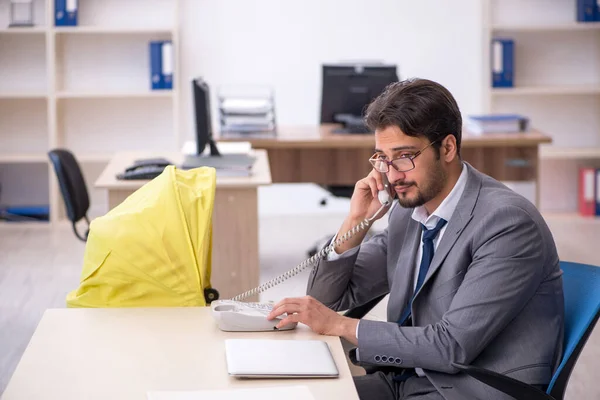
[211,173,393,332]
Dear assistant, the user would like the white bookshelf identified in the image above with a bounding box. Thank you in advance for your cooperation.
[493,22,600,32]
[0,0,181,223]
[484,0,600,213]
[492,85,600,96]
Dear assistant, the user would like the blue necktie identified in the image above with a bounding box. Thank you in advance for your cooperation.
[397,218,447,326]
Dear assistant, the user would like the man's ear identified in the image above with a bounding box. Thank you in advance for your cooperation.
[442,135,458,162]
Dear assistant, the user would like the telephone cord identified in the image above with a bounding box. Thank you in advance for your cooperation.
[230,202,390,301]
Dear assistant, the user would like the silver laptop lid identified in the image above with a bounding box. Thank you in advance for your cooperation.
[225,339,339,378]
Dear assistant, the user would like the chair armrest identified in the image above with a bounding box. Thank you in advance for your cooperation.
[451,362,551,400]
[343,294,387,319]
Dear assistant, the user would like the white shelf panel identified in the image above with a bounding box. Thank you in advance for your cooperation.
[540,147,600,160]
[493,22,600,32]
[0,27,47,35]
[0,99,48,155]
[0,34,47,93]
[57,91,174,99]
[60,98,175,155]
[0,154,47,163]
[492,85,600,96]
[56,33,173,93]
[492,95,600,149]
[54,27,173,35]
[492,31,600,89]
[0,92,47,99]
[542,212,600,224]
[75,0,175,29]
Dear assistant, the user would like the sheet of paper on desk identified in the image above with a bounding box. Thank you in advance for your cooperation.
[147,385,315,400]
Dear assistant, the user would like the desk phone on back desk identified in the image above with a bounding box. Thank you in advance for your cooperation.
[211,173,393,332]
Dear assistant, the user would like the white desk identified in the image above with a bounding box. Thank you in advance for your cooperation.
[95,150,272,301]
[2,308,359,400]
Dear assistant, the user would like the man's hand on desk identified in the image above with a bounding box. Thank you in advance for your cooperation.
[267,296,358,345]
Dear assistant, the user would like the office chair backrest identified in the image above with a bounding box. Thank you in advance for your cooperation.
[547,261,600,398]
[48,149,90,223]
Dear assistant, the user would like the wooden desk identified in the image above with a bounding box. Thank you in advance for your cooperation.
[2,308,359,400]
[95,150,272,301]
[221,124,552,206]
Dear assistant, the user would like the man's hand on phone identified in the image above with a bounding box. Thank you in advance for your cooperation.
[267,296,359,345]
[332,170,394,255]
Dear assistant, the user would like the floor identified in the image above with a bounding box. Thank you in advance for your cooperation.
[1,183,599,398]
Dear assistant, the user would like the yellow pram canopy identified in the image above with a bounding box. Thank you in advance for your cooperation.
[66,166,216,308]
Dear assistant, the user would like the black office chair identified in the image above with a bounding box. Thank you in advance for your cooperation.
[48,149,91,242]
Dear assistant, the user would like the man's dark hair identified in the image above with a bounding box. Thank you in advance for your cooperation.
[364,78,462,157]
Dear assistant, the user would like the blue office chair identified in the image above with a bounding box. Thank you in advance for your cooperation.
[452,261,600,400]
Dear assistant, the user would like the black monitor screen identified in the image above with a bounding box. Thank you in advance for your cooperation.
[320,64,398,126]
[192,77,213,155]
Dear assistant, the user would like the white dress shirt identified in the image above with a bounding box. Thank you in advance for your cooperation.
[327,163,468,376]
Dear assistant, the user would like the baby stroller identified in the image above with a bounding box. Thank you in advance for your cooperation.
[67,166,219,308]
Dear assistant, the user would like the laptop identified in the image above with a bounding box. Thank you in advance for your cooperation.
[224,339,339,379]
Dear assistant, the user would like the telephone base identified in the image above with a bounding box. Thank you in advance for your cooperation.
[211,300,298,332]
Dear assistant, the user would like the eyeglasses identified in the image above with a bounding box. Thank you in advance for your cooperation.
[369,139,438,173]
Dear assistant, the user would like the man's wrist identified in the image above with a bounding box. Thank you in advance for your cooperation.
[337,316,359,345]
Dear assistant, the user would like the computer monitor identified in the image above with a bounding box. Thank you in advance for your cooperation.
[320,63,399,134]
[183,78,255,173]
[192,77,221,156]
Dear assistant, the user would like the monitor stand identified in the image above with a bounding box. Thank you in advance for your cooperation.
[332,114,372,134]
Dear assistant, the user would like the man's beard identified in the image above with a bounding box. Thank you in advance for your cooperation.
[395,161,447,209]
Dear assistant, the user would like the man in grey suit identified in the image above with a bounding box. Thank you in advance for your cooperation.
[267,78,564,400]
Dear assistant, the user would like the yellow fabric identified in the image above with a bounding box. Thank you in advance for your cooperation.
[66,166,216,308]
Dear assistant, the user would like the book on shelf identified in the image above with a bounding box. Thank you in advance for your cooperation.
[149,41,173,91]
[579,167,600,217]
[55,0,78,26]
[576,0,600,22]
[491,38,514,88]
[466,114,529,135]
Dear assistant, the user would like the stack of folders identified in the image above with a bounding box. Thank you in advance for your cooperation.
[466,114,529,135]
[55,0,78,26]
[491,38,514,88]
[577,0,600,22]
[579,167,600,217]
[149,41,173,90]
[219,92,277,138]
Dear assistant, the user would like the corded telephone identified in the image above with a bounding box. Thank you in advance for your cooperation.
[211,173,394,332]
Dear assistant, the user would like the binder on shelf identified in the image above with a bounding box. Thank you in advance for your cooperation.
[491,38,514,88]
[579,167,596,216]
[149,41,164,90]
[149,41,173,91]
[596,169,600,216]
[162,41,173,90]
[576,0,599,22]
[55,0,78,27]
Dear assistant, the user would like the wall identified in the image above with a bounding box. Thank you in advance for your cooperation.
[178,0,485,141]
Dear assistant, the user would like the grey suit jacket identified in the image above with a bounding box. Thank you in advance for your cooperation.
[307,163,564,400]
